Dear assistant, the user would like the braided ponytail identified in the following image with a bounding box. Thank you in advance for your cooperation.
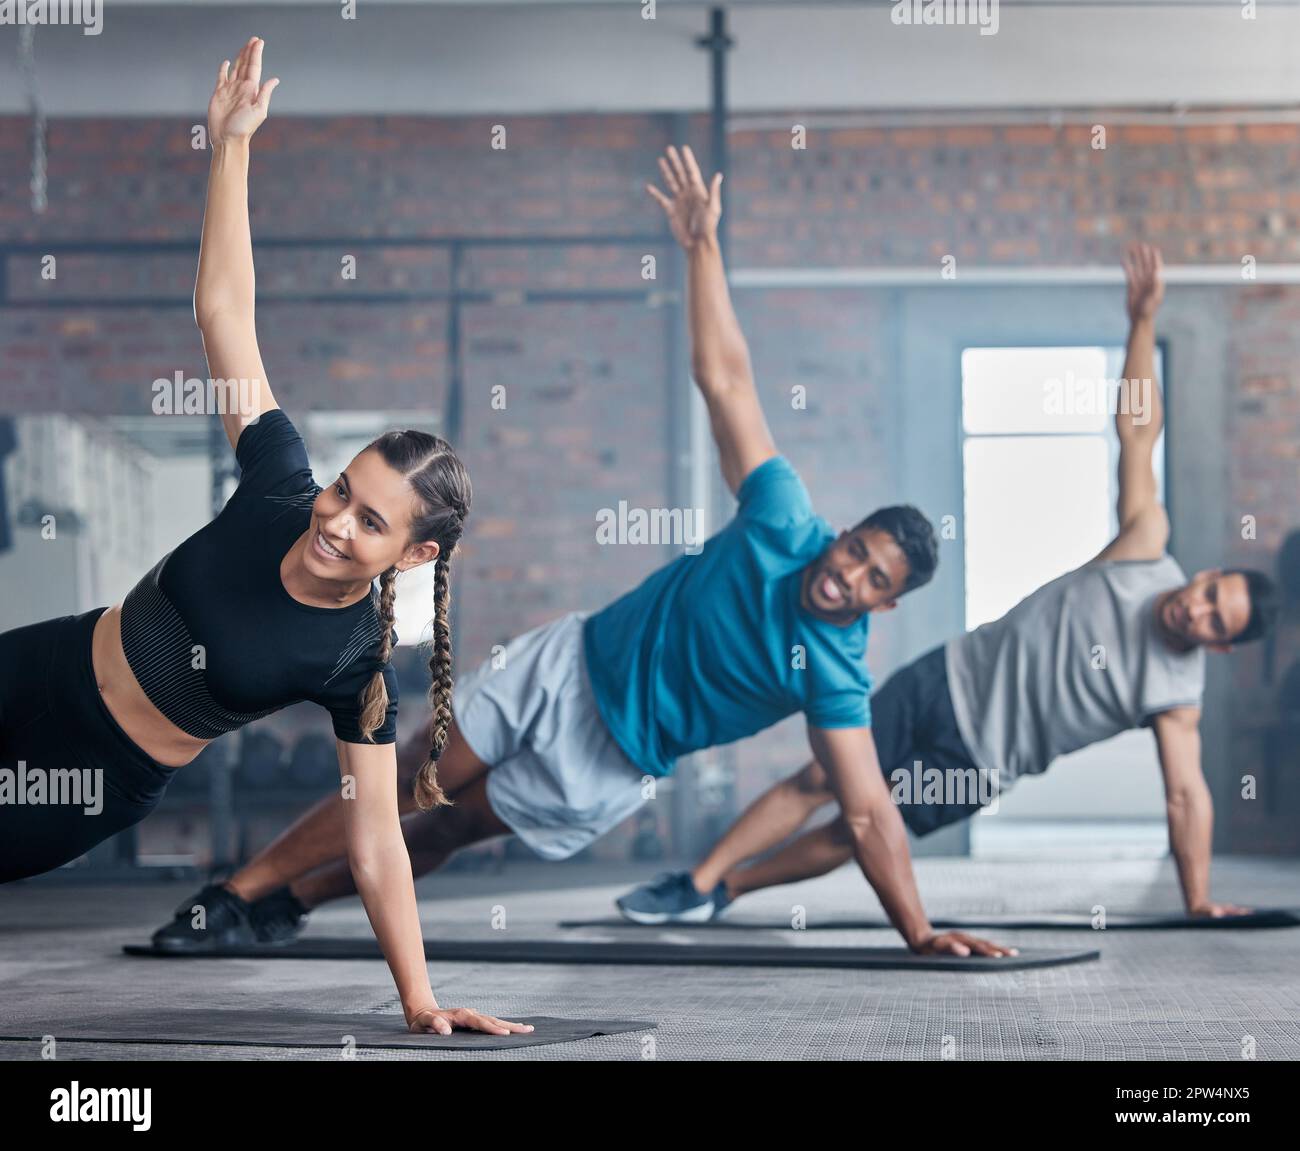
[360,427,470,812]
[357,566,399,742]
[413,554,455,811]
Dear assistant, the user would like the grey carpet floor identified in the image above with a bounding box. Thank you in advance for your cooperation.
[1,856,1297,1060]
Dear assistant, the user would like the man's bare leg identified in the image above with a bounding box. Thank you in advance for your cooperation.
[225,719,491,903]
[289,771,511,910]
[690,759,838,898]
[722,818,856,899]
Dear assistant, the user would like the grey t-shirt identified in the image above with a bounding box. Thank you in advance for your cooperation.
[945,555,1205,786]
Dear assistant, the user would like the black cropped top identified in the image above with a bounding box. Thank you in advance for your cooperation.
[119,409,399,744]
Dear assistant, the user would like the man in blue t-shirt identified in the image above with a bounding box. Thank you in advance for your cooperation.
[186,146,1008,962]
[619,244,1279,933]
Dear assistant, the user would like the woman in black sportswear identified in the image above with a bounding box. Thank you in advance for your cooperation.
[0,37,530,1039]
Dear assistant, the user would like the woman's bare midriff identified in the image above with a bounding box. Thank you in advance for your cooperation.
[91,606,213,768]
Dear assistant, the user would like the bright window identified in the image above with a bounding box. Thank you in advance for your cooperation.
[961,346,1166,631]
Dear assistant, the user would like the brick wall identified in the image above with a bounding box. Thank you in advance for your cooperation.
[1224,286,1300,854]
[2,111,1297,853]
[729,120,1300,265]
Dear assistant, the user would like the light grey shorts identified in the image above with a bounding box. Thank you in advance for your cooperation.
[453,611,649,861]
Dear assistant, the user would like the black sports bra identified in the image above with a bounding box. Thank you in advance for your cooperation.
[118,410,399,744]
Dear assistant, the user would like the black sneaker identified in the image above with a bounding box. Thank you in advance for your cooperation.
[249,886,309,945]
[151,883,257,953]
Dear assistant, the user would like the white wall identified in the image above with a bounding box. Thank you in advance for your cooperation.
[3,2,1300,118]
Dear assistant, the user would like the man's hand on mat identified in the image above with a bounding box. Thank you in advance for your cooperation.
[1188,901,1252,918]
[647,144,723,251]
[914,931,1019,959]
[1123,241,1164,323]
[405,1004,535,1037]
[208,36,280,146]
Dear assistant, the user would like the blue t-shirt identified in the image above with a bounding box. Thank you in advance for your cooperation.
[583,456,873,777]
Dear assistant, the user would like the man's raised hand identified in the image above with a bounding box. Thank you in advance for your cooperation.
[1124,241,1164,324]
[647,145,723,251]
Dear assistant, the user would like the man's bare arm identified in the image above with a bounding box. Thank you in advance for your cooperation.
[1094,242,1169,563]
[807,724,1017,957]
[648,145,777,494]
[1152,708,1250,917]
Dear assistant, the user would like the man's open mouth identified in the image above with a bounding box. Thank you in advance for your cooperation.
[820,572,845,605]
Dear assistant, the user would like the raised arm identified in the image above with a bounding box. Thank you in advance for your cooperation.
[1094,242,1169,563]
[647,145,777,495]
[806,724,1017,958]
[194,37,281,452]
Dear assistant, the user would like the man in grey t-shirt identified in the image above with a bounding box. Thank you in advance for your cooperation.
[944,551,1207,793]
[621,243,1280,933]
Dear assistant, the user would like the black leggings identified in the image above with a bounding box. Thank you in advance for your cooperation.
[0,608,179,883]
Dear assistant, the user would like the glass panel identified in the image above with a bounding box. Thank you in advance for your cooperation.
[0,414,210,628]
[962,346,1113,435]
[962,345,1165,442]
[963,435,1111,629]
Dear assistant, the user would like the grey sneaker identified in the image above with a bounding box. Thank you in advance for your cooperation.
[710,878,733,920]
[616,871,719,924]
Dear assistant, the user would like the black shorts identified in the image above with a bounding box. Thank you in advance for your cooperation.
[0,608,179,883]
[871,645,989,836]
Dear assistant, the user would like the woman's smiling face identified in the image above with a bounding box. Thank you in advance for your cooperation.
[306,448,434,582]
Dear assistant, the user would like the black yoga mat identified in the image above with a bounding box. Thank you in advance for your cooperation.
[0,1010,652,1051]
[561,908,1300,932]
[124,938,1097,970]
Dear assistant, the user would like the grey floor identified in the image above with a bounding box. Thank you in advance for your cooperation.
[1,856,1297,1060]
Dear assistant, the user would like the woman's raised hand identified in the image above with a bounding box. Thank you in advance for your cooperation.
[208,36,280,146]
